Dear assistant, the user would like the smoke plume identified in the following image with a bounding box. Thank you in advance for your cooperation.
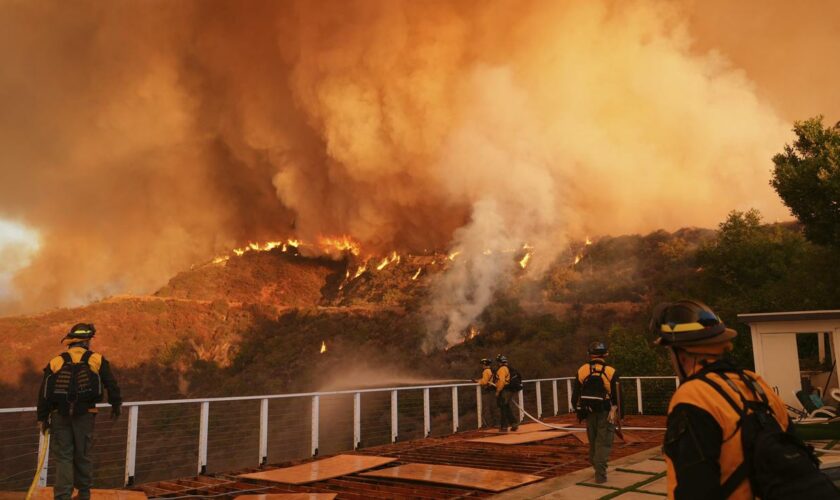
[0,0,835,341]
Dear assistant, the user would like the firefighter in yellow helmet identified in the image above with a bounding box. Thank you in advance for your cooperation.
[651,301,838,500]
[36,323,122,500]
[472,358,496,428]
[572,341,620,484]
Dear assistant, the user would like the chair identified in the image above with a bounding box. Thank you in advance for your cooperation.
[829,387,840,405]
[794,390,838,419]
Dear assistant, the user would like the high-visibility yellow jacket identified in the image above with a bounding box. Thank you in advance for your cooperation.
[664,365,789,500]
[572,359,618,410]
[478,367,494,388]
[495,365,510,395]
[37,346,121,420]
[49,346,103,373]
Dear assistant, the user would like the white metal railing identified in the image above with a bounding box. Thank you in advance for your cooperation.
[0,375,678,489]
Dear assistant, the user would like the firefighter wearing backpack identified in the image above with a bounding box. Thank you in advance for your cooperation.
[494,354,520,432]
[652,300,839,500]
[36,323,122,500]
[572,341,619,484]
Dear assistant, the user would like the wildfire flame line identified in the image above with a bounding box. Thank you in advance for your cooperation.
[320,341,326,354]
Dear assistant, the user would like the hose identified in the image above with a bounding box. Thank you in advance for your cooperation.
[25,429,49,500]
[511,399,667,432]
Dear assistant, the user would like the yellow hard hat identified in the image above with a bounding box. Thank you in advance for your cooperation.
[650,300,736,353]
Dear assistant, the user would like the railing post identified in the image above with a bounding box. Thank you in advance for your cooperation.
[423,388,431,437]
[124,405,138,486]
[37,428,50,487]
[552,380,559,416]
[198,402,209,475]
[636,378,644,415]
[476,385,482,429]
[518,391,524,423]
[566,379,573,412]
[353,392,361,449]
[311,395,320,457]
[258,399,268,466]
[535,382,543,419]
[391,390,398,443]
[451,386,459,433]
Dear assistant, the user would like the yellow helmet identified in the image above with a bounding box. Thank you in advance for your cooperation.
[650,300,736,353]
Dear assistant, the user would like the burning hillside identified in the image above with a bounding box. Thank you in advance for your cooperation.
[6,0,836,323]
[0,225,719,408]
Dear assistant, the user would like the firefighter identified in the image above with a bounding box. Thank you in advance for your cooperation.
[37,323,122,500]
[472,358,496,428]
[651,300,838,500]
[494,354,519,432]
[571,341,619,484]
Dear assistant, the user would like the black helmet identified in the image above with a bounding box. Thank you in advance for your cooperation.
[62,323,96,344]
[480,358,492,366]
[588,341,608,356]
[650,300,734,348]
[496,354,508,364]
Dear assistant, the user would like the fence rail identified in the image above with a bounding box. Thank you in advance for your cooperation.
[0,375,677,491]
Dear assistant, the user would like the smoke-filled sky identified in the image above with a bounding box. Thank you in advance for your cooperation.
[0,0,838,317]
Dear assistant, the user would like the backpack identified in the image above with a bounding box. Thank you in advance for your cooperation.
[579,362,611,411]
[507,366,523,392]
[46,351,102,410]
[697,370,839,500]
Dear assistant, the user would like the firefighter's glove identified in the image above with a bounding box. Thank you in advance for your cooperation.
[111,405,121,420]
[38,420,50,435]
[608,405,618,424]
[575,407,588,423]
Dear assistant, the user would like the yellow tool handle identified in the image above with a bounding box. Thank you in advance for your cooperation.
[25,429,49,500]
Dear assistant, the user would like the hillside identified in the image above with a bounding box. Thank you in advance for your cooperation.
[0,225,738,407]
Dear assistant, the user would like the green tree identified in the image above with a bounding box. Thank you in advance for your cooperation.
[692,209,840,367]
[607,324,670,376]
[772,117,840,246]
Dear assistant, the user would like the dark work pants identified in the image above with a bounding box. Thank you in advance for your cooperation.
[586,410,615,480]
[481,389,497,427]
[496,390,517,430]
[50,412,96,500]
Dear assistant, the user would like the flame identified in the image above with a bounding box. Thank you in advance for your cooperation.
[320,341,326,354]
[585,236,593,246]
[519,252,532,269]
[411,267,422,280]
[574,253,583,265]
[467,325,480,340]
[232,240,286,257]
[318,235,360,255]
[448,250,461,261]
[212,256,229,265]
[374,251,400,271]
[482,249,492,255]
[353,264,367,279]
